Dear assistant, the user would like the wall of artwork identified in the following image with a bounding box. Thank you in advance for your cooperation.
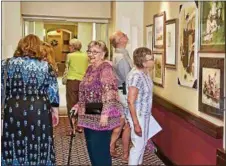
[144,1,224,126]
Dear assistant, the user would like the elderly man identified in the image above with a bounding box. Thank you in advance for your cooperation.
[109,30,133,162]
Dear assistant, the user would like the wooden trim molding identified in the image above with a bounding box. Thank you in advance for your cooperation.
[154,142,176,166]
[217,148,226,166]
[153,94,223,139]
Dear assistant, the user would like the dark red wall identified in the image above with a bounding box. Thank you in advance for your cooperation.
[152,104,223,165]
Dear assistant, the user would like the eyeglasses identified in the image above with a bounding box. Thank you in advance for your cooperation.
[86,50,102,55]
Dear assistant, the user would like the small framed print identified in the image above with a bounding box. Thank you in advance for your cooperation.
[153,51,165,87]
[199,57,224,120]
[199,1,225,53]
[165,19,178,69]
[153,12,166,49]
[146,24,153,51]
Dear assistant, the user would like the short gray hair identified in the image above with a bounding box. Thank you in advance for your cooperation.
[133,47,152,68]
[69,38,82,51]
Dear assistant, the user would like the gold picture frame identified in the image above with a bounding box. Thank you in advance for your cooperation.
[153,12,166,49]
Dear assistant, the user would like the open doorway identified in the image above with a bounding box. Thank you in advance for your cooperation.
[23,20,108,77]
[46,28,73,76]
[23,19,109,112]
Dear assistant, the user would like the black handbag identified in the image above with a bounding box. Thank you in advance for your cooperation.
[85,103,103,115]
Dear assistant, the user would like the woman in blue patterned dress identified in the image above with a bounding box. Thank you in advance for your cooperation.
[1,34,59,165]
[126,47,154,165]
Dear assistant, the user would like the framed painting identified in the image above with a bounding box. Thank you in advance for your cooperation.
[178,2,198,89]
[153,51,165,87]
[199,1,225,53]
[199,57,224,120]
[146,24,153,51]
[153,12,166,49]
[165,19,178,69]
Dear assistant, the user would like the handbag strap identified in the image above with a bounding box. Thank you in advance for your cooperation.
[1,58,10,119]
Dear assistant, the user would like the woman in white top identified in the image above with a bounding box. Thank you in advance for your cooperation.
[126,47,154,165]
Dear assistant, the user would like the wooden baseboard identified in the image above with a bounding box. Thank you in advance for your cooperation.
[154,142,176,166]
[217,148,226,166]
[153,94,223,139]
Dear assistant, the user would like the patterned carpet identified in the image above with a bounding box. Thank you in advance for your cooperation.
[53,117,165,165]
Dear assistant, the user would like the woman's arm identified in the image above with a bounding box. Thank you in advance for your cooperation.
[51,107,59,127]
[127,87,139,125]
[127,72,143,136]
[47,64,59,107]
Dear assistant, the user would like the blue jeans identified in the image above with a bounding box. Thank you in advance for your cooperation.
[84,128,112,166]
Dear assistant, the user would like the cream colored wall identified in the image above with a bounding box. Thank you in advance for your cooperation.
[144,2,224,126]
[77,23,93,52]
[21,2,111,19]
[2,2,22,59]
[35,22,44,41]
[115,2,144,57]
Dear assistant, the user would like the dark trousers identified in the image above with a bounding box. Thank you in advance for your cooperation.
[66,79,80,117]
[84,128,112,166]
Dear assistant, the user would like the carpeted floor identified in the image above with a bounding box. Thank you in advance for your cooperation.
[54,117,165,165]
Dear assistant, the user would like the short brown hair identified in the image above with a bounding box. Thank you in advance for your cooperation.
[87,40,109,59]
[133,47,152,68]
[69,38,82,51]
[14,34,42,59]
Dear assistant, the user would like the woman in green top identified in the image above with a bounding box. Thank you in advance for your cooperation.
[65,38,88,133]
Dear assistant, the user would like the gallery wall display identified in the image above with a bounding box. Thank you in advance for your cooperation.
[153,51,165,87]
[165,19,178,69]
[153,12,166,49]
[146,24,153,51]
[199,1,225,53]
[178,2,198,89]
[199,57,224,120]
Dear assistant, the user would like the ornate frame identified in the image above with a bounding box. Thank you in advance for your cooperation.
[153,12,166,49]
[165,19,178,69]
[199,57,224,120]
[153,51,165,87]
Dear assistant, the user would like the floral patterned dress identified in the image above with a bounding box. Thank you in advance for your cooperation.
[1,57,59,166]
[78,62,122,130]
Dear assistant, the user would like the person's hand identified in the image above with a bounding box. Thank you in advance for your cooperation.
[78,104,85,116]
[51,107,59,127]
[134,123,142,137]
[99,115,108,127]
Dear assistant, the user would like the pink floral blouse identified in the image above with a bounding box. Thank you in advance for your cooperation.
[78,62,122,130]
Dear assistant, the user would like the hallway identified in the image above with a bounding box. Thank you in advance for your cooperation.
[54,117,165,165]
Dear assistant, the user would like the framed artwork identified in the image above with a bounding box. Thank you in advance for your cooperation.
[199,57,224,120]
[178,2,198,89]
[146,24,153,51]
[165,19,178,69]
[153,51,165,87]
[153,12,166,49]
[199,1,225,53]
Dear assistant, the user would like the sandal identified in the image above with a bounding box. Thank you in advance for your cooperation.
[121,156,129,163]
[121,154,129,163]
[110,150,120,158]
[76,128,83,133]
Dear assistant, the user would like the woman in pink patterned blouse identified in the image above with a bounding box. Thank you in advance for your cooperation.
[77,40,122,166]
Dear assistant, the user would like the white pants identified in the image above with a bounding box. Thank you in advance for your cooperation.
[128,113,150,165]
